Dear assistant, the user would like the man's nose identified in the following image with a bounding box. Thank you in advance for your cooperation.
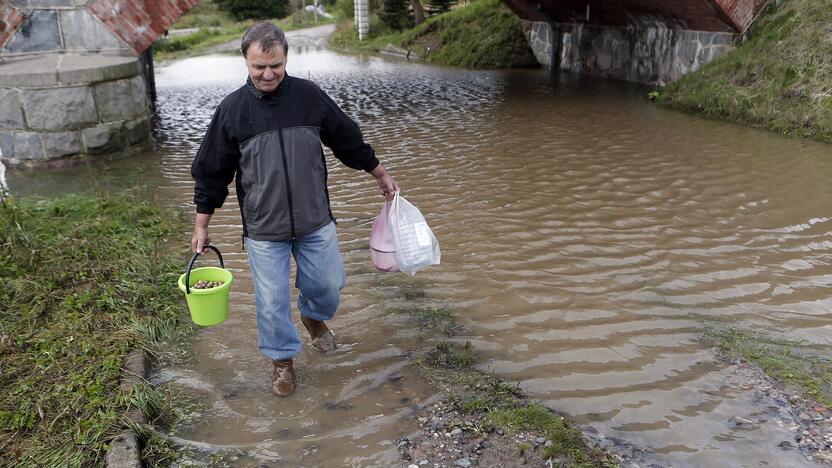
[263,69,274,79]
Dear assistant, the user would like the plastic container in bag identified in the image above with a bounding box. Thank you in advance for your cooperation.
[369,200,398,272]
[388,192,440,275]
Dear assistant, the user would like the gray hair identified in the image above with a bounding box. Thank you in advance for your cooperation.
[241,22,288,57]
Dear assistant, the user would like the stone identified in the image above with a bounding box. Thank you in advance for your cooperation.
[0,131,14,161]
[12,132,43,161]
[124,116,150,146]
[0,89,25,129]
[83,122,125,155]
[60,9,127,51]
[23,86,98,130]
[105,431,141,468]
[11,0,79,6]
[453,458,471,467]
[41,130,81,158]
[94,76,148,122]
[0,55,60,88]
[450,428,462,436]
[58,56,139,86]
[5,10,61,54]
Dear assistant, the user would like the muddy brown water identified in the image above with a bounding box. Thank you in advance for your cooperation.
[4,47,832,467]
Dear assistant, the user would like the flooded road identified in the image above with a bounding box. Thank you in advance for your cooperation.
[5,42,832,466]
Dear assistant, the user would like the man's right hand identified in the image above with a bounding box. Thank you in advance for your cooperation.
[192,213,212,253]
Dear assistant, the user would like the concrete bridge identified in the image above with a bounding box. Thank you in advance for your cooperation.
[0,0,765,166]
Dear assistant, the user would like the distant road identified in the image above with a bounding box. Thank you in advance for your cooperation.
[205,23,337,54]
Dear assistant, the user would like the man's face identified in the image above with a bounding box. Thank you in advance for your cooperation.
[245,42,287,93]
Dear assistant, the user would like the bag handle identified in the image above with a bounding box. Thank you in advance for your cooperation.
[184,245,224,295]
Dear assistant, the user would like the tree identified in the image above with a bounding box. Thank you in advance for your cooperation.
[425,0,454,15]
[410,0,425,25]
[379,0,413,30]
[216,0,290,20]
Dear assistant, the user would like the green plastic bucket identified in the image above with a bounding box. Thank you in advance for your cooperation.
[178,245,233,327]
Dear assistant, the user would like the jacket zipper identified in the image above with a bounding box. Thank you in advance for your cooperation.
[277,129,297,239]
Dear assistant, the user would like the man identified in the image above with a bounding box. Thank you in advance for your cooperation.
[190,22,399,397]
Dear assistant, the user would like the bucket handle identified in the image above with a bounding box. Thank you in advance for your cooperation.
[184,245,225,295]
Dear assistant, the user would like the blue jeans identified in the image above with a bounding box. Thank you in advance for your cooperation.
[246,221,345,361]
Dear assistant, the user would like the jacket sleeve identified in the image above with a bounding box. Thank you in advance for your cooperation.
[317,87,380,173]
[191,105,240,214]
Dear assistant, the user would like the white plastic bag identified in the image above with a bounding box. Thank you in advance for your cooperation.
[388,192,440,275]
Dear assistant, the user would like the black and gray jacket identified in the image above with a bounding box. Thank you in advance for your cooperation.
[191,74,379,241]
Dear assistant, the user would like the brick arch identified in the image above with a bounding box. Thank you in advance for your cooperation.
[0,3,25,48]
[90,0,202,54]
[503,0,767,33]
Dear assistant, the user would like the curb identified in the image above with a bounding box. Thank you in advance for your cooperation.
[105,349,149,468]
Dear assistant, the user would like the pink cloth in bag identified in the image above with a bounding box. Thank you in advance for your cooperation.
[369,201,399,272]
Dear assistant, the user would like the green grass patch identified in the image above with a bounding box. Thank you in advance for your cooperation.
[0,191,190,466]
[329,0,539,68]
[705,327,832,406]
[416,342,615,466]
[656,0,832,143]
[153,16,337,62]
[167,0,235,29]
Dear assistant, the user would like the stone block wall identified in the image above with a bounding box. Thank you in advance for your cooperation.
[1,2,131,56]
[0,55,150,166]
[0,0,200,166]
[523,20,736,86]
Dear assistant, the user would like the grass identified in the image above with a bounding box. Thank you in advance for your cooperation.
[704,327,832,406]
[656,0,832,143]
[416,342,616,466]
[0,190,191,466]
[328,0,539,69]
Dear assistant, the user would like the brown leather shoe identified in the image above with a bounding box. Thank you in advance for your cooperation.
[271,359,295,397]
[300,315,336,352]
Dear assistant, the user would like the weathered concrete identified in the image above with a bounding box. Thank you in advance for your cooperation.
[104,432,142,468]
[523,20,735,85]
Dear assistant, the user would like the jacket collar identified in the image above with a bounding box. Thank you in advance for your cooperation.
[246,74,289,99]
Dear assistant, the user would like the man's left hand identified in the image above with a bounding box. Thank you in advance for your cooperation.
[370,163,400,201]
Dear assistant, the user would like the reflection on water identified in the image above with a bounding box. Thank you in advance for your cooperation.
[6,49,832,467]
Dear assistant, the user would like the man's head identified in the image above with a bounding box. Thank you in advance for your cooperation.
[241,22,289,93]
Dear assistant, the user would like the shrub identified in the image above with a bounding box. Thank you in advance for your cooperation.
[216,0,290,20]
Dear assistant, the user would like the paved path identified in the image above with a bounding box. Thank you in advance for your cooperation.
[205,23,336,54]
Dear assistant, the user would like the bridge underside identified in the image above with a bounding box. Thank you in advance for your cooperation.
[503,0,766,33]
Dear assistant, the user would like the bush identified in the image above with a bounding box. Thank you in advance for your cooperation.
[216,0,290,20]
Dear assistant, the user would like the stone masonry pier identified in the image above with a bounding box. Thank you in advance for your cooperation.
[0,54,150,166]
[0,0,198,167]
